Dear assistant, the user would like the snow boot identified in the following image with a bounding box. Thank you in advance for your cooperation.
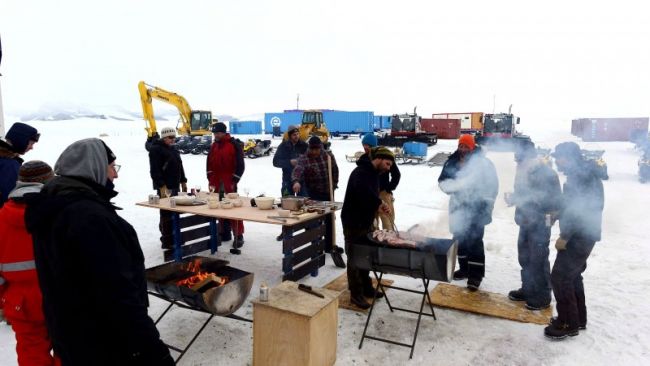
[508,288,526,302]
[544,319,579,340]
[453,270,468,280]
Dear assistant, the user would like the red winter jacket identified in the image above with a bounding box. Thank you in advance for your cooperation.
[0,199,45,323]
[206,134,245,190]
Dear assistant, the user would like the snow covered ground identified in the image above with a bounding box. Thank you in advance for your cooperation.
[1,118,649,365]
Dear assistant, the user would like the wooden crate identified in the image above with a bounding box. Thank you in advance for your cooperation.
[252,281,339,366]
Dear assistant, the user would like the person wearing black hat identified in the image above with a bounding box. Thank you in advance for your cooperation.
[505,140,562,311]
[0,122,40,207]
[207,122,246,249]
[291,136,344,265]
[544,142,604,340]
[342,146,395,309]
[273,125,308,197]
[0,161,57,365]
[23,138,173,365]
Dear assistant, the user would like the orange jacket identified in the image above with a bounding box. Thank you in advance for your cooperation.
[0,199,45,322]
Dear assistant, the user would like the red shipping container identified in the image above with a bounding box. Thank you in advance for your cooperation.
[420,118,461,139]
[574,117,649,142]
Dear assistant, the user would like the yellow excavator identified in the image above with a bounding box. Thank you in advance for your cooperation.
[138,81,213,150]
[283,110,329,146]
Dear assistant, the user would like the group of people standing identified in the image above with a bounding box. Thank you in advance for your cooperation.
[437,134,604,340]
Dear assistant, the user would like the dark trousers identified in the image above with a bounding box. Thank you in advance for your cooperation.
[454,223,486,281]
[158,188,179,248]
[551,237,595,328]
[310,191,335,252]
[344,232,373,298]
[517,223,552,306]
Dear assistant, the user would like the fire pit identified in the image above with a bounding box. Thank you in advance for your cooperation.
[146,255,254,316]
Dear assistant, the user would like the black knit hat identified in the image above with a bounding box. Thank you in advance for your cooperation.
[552,142,582,160]
[211,122,227,133]
[100,140,116,163]
[308,136,322,147]
[5,122,40,154]
[18,160,54,183]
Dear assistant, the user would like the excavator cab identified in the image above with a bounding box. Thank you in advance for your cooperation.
[186,110,212,136]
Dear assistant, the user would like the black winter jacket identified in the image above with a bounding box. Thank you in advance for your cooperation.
[513,159,562,227]
[559,160,605,242]
[438,147,498,235]
[24,176,173,366]
[273,139,308,183]
[341,156,382,239]
[148,139,187,190]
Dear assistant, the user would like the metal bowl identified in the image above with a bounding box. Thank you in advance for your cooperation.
[281,196,306,211]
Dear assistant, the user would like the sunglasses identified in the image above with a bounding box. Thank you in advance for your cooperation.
[112,164,121,173]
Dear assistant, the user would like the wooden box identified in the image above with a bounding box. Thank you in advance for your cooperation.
[252,281,339,366]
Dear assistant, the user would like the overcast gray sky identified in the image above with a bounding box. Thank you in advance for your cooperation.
[1,0,648,123]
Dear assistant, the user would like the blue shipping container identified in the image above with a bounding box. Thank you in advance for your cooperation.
[323,111,374,136]
[264,110,375,135]
[230,121,262,135]
[373,115,392,130]
[403,142,428,157]
[264,112,303,134]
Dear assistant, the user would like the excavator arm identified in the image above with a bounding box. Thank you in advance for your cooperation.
[138,81,193,138]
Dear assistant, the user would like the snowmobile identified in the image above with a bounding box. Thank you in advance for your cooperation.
[581,149,609,180]
[191,135,212,155]
[243,139,273,158]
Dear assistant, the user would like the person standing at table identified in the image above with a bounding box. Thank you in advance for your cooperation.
[207,122,246,249]
[148,126,187,249]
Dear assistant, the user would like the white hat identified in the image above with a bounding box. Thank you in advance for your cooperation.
[160,127,176,139]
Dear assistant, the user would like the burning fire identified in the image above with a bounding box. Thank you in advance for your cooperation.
[176,259,228,289]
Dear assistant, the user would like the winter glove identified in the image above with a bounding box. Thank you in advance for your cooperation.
[181,182,188,193]
[160,185,170,198]
[555,237,568,251]
[232,175,241,184]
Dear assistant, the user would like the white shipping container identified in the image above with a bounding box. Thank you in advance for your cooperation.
[432,113,473,131]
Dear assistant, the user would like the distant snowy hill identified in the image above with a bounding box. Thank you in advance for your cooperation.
[14,105,258,123]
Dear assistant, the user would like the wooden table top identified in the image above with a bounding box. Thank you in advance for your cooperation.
[136,196,339,226]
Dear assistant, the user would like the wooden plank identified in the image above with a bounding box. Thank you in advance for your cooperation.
[161,225,211,247]
[179,214,213,228]
[428,283,553,325]
[323,273,394,313]
[282,240,325,272]
[282,225,325,252]
[163,239,211,262]
[282,255,326,282]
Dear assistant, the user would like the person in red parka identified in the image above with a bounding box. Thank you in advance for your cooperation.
[206,122,245,250]
[0,160,59,366]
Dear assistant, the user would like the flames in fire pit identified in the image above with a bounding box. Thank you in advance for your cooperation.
[176,259,228,291]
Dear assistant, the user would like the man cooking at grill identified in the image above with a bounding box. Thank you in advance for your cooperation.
[24,138,174,365]
[360,132,401,230]
[438,134,498,291]
[341,146,394,309]
[505,140,562,310]
[292,136,344,267]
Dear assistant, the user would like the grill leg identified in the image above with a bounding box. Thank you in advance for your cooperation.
[174,314,215,364]
[359,271,384,350]
[408,279,431,359]
[373,271,393,312]
[423,278,437,321]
